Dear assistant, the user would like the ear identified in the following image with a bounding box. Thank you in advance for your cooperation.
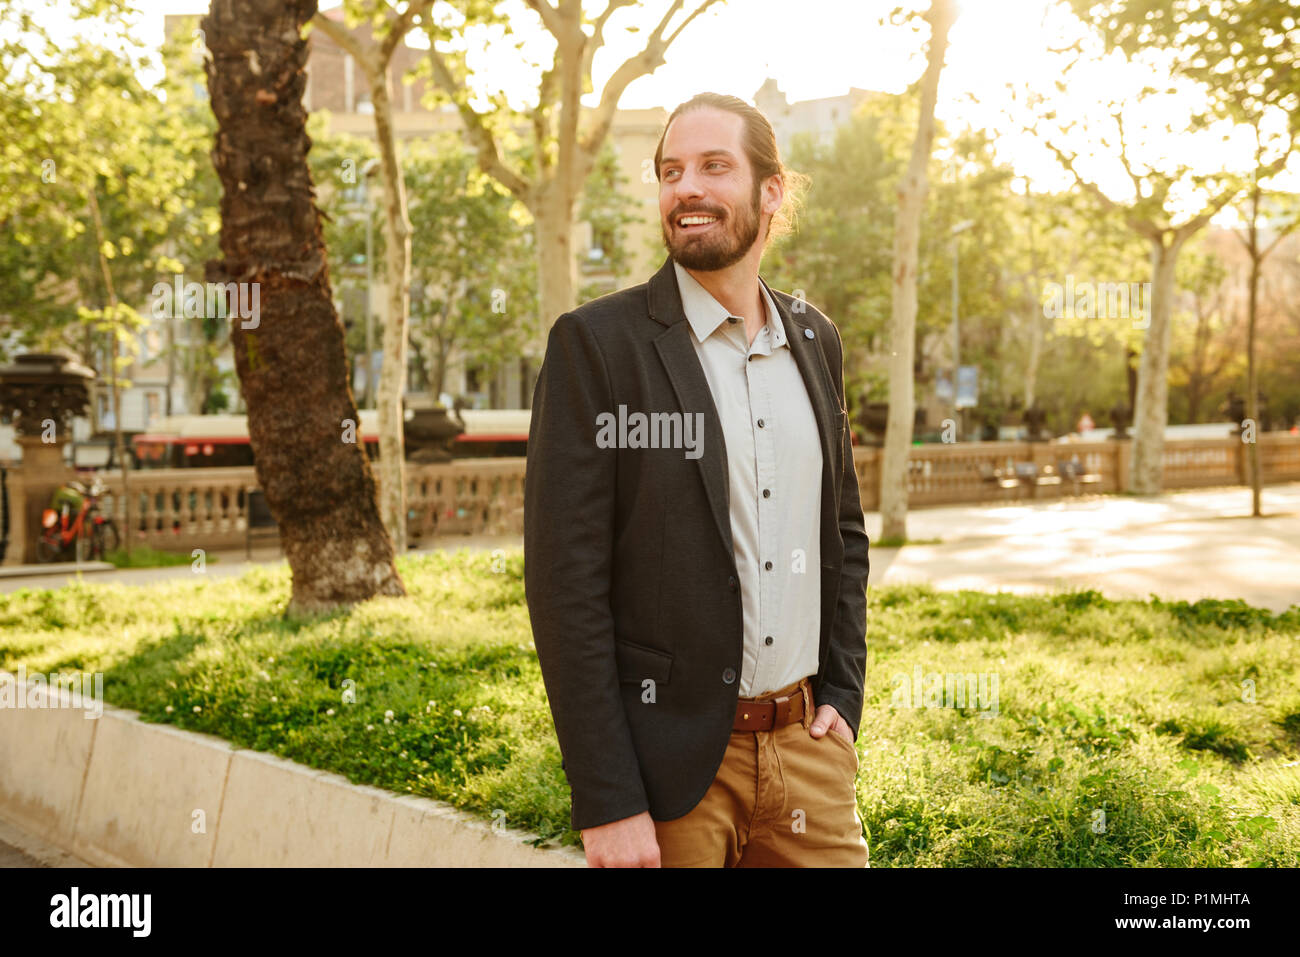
[764,173,784,218]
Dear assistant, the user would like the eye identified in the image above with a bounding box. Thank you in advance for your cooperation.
[706,161,725,170]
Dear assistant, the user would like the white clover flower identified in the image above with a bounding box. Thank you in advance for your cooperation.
[384,709,394,723]
[270,696,277,703]
[259,671,270,681]
[326,708,335,716]
[366,724,374,731]
[165,705,174,713]
[453,708,462,717]
[399,751,408,759]
[193,705,202,713]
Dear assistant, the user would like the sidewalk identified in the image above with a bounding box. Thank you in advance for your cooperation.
[869,483,1300,612]
[0,486,1294,611]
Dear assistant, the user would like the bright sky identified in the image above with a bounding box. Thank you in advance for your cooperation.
[27,0,1300,216]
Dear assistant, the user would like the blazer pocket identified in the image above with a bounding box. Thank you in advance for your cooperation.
[614,637,673,685]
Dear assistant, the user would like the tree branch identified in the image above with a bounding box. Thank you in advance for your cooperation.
[424,45,532,203]
[379,0,434,61]
[577,0,723,186]
[311,11,379,84]
[581,0,637,83]
[522,0,565,39]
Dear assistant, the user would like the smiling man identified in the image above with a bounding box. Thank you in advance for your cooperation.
[524,92,870,868]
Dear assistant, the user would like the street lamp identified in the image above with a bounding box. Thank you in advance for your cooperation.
[950,219,975,438]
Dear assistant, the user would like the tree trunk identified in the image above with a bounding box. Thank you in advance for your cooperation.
[1130,236,1181,494]
[880,0,954,541]
[1246,254,1262,517]
[1024,307,1043,409]
[203,0,405,616]
[534,178,580,337]
[370,61,411,554]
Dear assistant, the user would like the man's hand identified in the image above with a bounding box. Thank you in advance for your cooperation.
[808,703,854,745]
[581,810,661,867]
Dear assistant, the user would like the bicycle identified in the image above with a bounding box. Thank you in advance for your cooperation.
[37,474,120,563]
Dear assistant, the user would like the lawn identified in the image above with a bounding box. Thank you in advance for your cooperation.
[1,550,1297,865]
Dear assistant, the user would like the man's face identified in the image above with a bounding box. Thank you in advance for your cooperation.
[658,107,766,271]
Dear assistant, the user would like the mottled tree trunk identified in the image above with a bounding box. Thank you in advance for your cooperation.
[1131,237,1182,494]
[534,179,580,336]
[203,0,405,615]
[369,62,411,554]
[880,0,954,541]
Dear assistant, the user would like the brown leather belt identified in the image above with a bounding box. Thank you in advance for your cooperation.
[734,679,812,731]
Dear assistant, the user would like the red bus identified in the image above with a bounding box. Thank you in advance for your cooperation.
[130,408,530,469]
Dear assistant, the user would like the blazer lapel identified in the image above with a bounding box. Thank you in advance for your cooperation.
[648,255,734,562]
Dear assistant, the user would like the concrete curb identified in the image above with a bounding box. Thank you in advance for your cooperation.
[0,680,585,868]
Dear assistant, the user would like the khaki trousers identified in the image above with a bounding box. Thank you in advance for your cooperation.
[653,677,870,867]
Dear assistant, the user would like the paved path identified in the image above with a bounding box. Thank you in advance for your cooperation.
[0,816,89,868]
[0,485,1295,610]
[868,483,1300,611]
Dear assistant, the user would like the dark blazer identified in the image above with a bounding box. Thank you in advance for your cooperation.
[524,253,870,832]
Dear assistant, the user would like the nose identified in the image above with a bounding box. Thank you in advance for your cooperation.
[672,165,705,205]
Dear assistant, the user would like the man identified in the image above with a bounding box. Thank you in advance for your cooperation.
[524,92,870,868]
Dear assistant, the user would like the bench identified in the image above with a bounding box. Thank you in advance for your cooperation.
[1057,458,1103,495]
[979,463,1024,500]
[1013,462,1065,498]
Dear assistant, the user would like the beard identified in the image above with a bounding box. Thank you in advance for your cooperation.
[662,182,762,271]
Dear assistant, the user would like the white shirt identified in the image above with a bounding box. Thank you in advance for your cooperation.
[673,260,823,697]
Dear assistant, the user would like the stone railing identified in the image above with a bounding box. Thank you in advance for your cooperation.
[5,434,1297,561]
[83,459,529,554]
[851,433,1300,511]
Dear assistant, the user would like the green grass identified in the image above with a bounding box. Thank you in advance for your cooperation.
[102,545,218,569]
[2,558,1298,866]
[873,536,944,548]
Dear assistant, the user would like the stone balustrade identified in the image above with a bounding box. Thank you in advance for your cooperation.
[2,434,1297,561]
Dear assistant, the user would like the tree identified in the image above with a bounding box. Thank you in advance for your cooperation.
[402,137,536,400]
[1060,0,1299,495]
[0,10,210,555]
[310,1,439,554]
[1168,245,1235,425]
[203,0,405,615]
[879,0,956,541]
[418,0,723,336]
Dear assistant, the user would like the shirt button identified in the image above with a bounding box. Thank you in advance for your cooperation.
[722,667,736,685]
[764,561,773,570]
[757,418,765,427]
[728,576,737,590]
[762,489,771,498]
[765,636,774,646]
[804,328,815,339]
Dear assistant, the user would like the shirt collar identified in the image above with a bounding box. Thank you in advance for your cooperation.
[672,259,787,349]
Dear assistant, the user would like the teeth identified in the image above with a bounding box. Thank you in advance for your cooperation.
[680,215,717,226]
